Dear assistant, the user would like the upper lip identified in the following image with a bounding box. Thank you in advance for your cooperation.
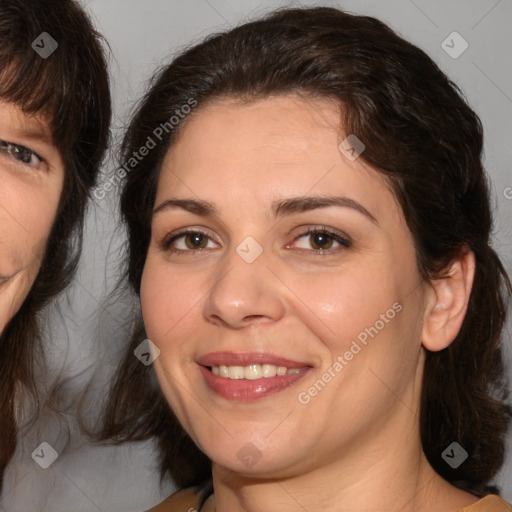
[197,352,311,369]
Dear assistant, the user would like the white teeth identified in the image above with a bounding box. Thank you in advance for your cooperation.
[228,366,245,379]
[244,364,262,380]
[210,364,304,380]
[262,364,277,378]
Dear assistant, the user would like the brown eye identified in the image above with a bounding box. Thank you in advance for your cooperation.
[184,232,208,249]
[162,229,218,253]
[290,227,352,253]
[309,232,334,250]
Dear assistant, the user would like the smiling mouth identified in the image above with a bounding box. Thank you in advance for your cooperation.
[200,364,311,401]
[209,364,306,380]
[197,352,313,400]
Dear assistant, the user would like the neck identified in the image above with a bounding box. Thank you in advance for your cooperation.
[208,405,478,512]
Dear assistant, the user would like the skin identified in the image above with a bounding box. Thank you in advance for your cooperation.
[141,94,478,512]
[0,100,64,334]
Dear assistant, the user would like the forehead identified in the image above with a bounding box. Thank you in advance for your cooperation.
[0,99,53,145]
[157,95,392,208]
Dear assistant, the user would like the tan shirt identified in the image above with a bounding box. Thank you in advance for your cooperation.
[147,488,512,512]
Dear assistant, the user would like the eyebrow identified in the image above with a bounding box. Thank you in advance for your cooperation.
[12,127,53,146]
[153,195,378,225]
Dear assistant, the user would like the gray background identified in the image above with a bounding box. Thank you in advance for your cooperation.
[2,1,511,510]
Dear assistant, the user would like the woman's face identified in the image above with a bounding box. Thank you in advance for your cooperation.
[0,100,65,333]
[141,94,430,477]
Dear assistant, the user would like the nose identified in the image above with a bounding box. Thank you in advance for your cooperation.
[203,245,286,329]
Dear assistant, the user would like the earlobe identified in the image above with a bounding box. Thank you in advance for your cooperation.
[421,250,476,352]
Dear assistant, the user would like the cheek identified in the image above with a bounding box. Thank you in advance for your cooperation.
[0,184,59,273]
[289,257,422,408]
[140,257,201,349]
[0,181,62,331]
[140,258,205,424]
[290,264,402,354]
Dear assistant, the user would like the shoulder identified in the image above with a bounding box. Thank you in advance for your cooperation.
[459,494,512,512]
[145,487,201,512]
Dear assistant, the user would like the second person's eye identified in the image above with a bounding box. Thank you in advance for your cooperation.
[0,140,45,169]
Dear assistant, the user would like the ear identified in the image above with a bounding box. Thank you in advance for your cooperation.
[421,249,476,352]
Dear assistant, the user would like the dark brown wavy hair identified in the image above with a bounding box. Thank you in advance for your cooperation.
[99,6,511,496]
[0,0,111,492]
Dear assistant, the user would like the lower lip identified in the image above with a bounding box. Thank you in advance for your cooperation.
[199,365,311,401]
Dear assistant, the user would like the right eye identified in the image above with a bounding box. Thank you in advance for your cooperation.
[0,139,45,169]
[161,229,219,253]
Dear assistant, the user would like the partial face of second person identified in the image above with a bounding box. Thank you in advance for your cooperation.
[0,100,64,333]
[140,94,448,477]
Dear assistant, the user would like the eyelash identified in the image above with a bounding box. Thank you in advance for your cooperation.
[160,227,352,255]
[0,139,45,168]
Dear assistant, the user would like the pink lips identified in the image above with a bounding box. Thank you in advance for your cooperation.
[197,351,312,401]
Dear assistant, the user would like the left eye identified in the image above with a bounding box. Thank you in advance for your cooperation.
[163,230,218,251]
[0,140,44,167]
[292,229,350,251]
